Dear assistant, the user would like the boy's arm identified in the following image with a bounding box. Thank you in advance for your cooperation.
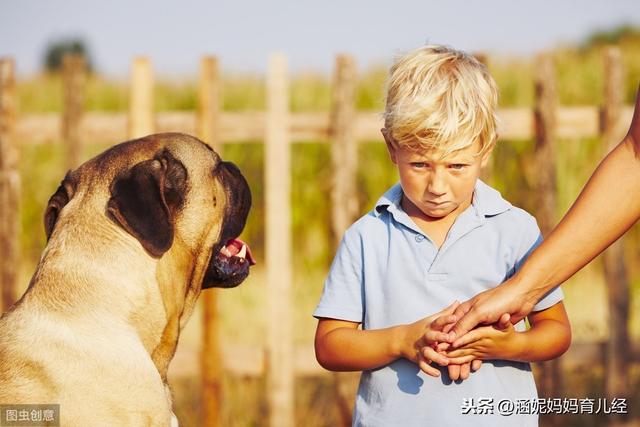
[444,302,571,363]
[315,302,459,377]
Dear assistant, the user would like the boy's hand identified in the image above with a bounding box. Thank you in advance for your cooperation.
[444,314,518,362]
[420,314,512,380]
[446,360,483,380]
[398,301,459,377]
[426,342,483,380]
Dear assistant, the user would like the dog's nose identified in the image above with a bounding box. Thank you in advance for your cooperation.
[217,160,243,179]
[215,160,252,241]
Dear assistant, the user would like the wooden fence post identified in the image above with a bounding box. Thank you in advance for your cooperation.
[197,56,221,148]
[601,46,630,413]
[0,58,19,313]
[534,54,557,241]
[62,54,85,170]
[265,53,294,427]
[198,56,223,427]
[533,53,563,407]
[329,54,358,427]
[128,57,154,139]
[473,53,494,184]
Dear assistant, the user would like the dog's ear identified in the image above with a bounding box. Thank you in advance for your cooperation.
[44,174,74,241]
[107,150,188,257]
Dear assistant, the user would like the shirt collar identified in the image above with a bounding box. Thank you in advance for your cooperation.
[374,183,404,217]
[473,180,512,217]
[374,179,511,218]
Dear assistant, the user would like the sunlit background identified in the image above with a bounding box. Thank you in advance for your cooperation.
[1,1,640,426]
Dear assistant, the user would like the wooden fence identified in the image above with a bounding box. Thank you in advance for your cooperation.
[0,49,637,427]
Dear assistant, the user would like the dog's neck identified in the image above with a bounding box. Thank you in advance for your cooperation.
[24,228,205,381]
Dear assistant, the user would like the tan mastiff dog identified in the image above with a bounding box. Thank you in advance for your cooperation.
[0,133,255,426]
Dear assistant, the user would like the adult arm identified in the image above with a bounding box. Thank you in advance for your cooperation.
[450,85,640,340]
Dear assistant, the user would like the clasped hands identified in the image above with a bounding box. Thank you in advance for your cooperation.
[401,301,515,381]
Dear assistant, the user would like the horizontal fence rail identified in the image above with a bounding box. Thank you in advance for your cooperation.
[13,107,635,145]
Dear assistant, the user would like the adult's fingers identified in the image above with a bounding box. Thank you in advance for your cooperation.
[432,302,461,341]
[447,355,475,365]
[450,299,483,340]
[444,348,473,359]
[471,359,483,371]
[451,328,483,348]
[628,84,640,145]
[435,301,460,319]
[450,284,525,340]
[451,300,472,323]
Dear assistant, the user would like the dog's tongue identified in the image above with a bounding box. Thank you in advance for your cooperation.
[220,238,256,265]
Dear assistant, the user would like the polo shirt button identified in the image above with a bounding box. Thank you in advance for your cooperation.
[415,234,425,242]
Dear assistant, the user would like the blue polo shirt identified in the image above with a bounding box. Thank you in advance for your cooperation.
[314,180,563,427]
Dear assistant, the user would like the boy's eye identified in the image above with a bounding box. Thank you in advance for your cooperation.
[449,164,468,170]
[410,162,428,168]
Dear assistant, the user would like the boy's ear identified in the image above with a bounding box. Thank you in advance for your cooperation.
[381,128,398,164]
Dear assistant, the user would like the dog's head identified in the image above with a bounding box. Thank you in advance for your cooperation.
[43,132,254,291]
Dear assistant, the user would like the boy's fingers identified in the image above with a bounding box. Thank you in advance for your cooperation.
[423,330,450,344]
[417,352,442,377]
[447,364,461,381]
[432,314,457,330]
[471,359,483,371]
[460,362,471,380]
[435,342,450,352]
[418,359,441,377]
[422,346,449,366]
[498,313,511,329]
[425,330,453,344]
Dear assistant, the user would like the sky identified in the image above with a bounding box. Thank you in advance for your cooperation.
[1,0,640,78]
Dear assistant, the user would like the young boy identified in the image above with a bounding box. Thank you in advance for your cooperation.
[313,45,571,427]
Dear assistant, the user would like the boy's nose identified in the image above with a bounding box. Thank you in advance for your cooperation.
[426,171,447,196]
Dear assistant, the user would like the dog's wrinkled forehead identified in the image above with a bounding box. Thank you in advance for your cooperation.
[85,133,220,180]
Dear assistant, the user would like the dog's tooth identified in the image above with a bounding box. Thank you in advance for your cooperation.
[237,244,247,259]
[220,246,232,257]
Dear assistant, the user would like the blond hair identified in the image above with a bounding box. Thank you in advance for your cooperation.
[383,45,499,156]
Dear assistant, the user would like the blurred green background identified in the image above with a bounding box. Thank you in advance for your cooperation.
[11,27,640,427]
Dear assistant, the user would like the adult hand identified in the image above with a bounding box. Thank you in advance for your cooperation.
[449,280,534,346]
[446,314,516,362]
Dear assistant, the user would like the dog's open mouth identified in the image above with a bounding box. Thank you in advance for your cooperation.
[218,238,256,266]
[204,238,255,289]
